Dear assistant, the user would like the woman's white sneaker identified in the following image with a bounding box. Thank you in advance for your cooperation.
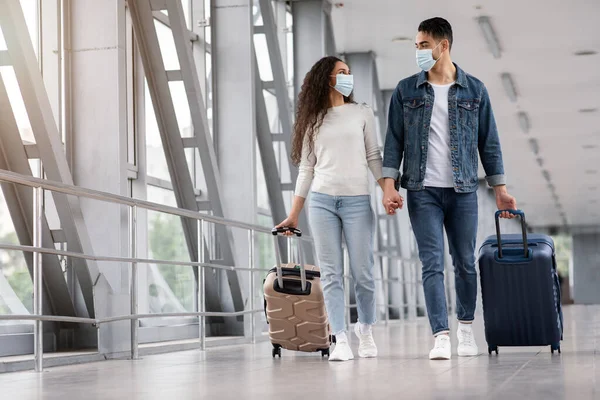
[429,334,451,360]
[354,323,378,358]
[329,339,354,361]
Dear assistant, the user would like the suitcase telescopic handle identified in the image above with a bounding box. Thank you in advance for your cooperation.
[495,209,528,259]
[271,227,307,291]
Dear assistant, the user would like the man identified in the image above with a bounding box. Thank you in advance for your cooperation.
[382,17,517,360]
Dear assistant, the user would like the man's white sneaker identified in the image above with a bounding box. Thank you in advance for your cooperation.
[354,323,378,358]
[329,339,354,362]
[429,334,451,360]
[457,323,479,357]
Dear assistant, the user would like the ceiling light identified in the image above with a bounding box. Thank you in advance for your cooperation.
[579,108,598,113]
[528,138,539,155]
[500,73,518,102]
[392,36,411,42]
[517,111,530,134]
[583,144,598,149]
[477,16,502,59]
[574,50,597,56]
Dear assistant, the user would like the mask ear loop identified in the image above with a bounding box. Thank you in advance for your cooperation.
[432,40,446,62]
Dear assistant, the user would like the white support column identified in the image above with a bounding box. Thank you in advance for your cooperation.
[212,0,256,336]
[68,0,131,353]
[572,231,600,304]
[292,0,332,99]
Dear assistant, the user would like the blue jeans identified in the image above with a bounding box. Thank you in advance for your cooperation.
[308,192,376,335]
[407,187,478,335]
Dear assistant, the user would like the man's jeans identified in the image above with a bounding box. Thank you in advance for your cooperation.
[407,187,478,335]
[308,192,376,335]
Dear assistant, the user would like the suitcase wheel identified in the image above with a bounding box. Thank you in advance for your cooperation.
[272,344,282,358]
[330,334,336,344]
[550,343,561,354]
[321,349,330,358]
[488,345,498,355]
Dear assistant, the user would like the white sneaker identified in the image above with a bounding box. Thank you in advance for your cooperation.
[429,334,451,360]
[329,340,354,362]
[354,323,378,358]
[457,323,479,357]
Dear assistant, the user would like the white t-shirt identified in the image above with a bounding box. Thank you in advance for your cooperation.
[294,103,383,198]
[423,82,455,188]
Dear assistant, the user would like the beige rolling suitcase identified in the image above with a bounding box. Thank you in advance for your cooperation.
[263,227,333,358]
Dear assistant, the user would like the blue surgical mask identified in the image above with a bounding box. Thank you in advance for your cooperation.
[331,74,354,97]
[416,41,443,72]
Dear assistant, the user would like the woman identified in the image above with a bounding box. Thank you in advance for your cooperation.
[277,56,402,361]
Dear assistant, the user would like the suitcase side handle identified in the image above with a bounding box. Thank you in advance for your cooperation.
[495,209,528,259]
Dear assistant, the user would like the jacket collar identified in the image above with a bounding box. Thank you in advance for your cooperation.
[416,63,468,88]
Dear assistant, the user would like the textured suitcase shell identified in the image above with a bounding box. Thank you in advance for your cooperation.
[263,263,330,352]
[478,233,563,349]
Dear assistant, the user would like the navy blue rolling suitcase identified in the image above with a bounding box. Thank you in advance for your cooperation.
[478,210,563,355]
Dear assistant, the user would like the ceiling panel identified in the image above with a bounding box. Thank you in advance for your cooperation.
[332,0,600,228]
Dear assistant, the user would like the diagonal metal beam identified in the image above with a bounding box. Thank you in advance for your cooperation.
[0,0,100,318]
[127,0,242,314]
[0,76,75,319]
[256,0,314,263]
[165,0,243,312]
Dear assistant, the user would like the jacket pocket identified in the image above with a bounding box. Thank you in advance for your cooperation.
[457,99,479,131]
[403,98,425,128]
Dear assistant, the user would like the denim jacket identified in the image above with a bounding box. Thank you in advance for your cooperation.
[382,64,505,193]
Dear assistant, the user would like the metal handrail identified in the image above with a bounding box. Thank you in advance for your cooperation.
[0,242,273,272]
[0,169,313,240]
[0,168,421,371]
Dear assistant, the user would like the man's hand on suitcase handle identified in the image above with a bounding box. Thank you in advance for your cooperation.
[494,185,518,219]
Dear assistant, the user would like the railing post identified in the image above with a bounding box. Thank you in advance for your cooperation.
[130,205,139,360]
[248,229,255,344]
[197,219,206,350]
[383,256,389,326]
[33,186,43,372]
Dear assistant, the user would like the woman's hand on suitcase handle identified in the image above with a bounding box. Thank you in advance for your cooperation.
[275,216,298,236]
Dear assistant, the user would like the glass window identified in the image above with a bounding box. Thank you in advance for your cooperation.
[146,186,195,312]
[0,191,33,322]
[169,81,192,137]
[253,34,273,82]
[145,80,172,182]
[154,20,180,71]
[181,0,190,28]
[0,1,39,57]
[0,67,35,143]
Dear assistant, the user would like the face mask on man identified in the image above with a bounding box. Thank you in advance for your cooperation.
[416,41,444,72]
[331,74,354,97]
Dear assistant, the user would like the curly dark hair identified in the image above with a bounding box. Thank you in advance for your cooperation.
[291,56,354,165]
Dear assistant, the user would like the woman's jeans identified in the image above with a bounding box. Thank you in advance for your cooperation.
[308,192,376,335]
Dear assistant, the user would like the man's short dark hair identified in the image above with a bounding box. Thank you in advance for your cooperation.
[418,17,453,50]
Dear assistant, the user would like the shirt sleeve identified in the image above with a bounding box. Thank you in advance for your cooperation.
[363,105,383,181]
[293,133,316,198]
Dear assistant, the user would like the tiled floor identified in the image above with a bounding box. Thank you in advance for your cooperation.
[0,305,598,400]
